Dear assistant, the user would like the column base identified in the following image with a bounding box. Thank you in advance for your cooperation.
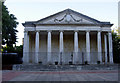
[109,62,114,64]
[22,62,29,65]
[47,62,52,65]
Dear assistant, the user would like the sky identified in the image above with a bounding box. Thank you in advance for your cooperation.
[119,1,120,33]
[4,0,119,46]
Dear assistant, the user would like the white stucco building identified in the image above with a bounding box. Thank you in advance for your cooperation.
[22,9,113,65]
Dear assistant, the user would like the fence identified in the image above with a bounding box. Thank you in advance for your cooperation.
[26,52,109,65]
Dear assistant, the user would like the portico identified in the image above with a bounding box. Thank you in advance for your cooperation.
[22,9,113,65]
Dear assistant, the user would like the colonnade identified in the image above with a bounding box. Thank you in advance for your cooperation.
[23,30,113,64]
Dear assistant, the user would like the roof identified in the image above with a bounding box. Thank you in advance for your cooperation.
[22,9,113,27]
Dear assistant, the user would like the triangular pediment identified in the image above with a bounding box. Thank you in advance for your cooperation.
[35,9,100,25]
[23,9,113,27]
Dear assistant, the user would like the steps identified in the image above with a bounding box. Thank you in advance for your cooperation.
[12,64,118,71]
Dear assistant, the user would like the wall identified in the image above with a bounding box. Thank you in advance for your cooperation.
[29,32,35,63]
[39,33,47,64]
[90,32,97,64]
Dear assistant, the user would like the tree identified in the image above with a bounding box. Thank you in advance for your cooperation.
[15,45,23,57]
[2,45,23,57]
[112,30,120,63]
[2,2,18,47]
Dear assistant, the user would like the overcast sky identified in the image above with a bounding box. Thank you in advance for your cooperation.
[4,0,119,46]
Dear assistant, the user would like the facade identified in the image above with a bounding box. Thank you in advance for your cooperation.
[22,9,113,65]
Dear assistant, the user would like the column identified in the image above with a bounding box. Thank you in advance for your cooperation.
[104,34,107,63]
[74,31,78,64]
[108,32,113,64]
[47,31,51,64]
[59,31,63,64]
[86,31,90,64]
[97,31,102,63]
[23,31,29,64]
[35,31,39,63]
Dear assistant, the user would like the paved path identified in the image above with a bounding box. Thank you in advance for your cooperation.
[2,70,118,81]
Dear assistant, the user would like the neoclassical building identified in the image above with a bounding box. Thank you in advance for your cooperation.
[22,9,113,65]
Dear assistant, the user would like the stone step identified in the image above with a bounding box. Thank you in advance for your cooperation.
[12,64,119,71]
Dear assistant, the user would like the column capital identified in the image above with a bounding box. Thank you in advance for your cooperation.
[74,30,79,32]
[47,30,52,32]
[97,30,102,32]
[97,31,101,35]
[86,30,90,32]
[35,30,40,32]
[24,31,28,33]
[59,30,64,32]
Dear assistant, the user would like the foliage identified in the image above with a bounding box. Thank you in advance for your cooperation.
[2,46,15,53]
[2,2,18,47]
[112,31,120,63]
[2,45,23,56]
[15,45,23,55]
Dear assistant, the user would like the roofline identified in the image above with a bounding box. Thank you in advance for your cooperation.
[23,22,113,27]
